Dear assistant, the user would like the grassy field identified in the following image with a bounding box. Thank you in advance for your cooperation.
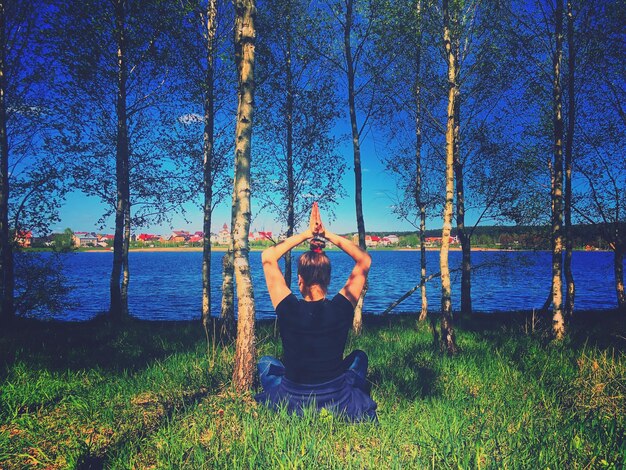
[1,312,624,469]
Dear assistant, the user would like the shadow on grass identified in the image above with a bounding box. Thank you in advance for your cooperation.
[75,455,105,470]
[368,342,439,401]
[457,308,626,352]
[1,317,230,470]
[0,315,212,376]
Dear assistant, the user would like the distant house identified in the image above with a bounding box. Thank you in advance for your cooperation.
[97,234,115,247]
[187,231,204,245]
[382,235,399,246]
[170,230,191,243]
[137,233,160,243]
[15,230,33,248]
[73,231,98,247]
[365,235,381,248]
[425,236,458,245]
[217,223,230,245]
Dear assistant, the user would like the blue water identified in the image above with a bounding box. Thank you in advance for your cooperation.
[44,250,622,321]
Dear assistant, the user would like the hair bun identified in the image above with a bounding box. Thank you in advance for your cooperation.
[310,238,326,253]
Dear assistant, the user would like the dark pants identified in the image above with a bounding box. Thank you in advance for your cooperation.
[257,349,368,391]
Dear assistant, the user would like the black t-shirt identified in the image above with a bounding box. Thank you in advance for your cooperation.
[276,293,354,384]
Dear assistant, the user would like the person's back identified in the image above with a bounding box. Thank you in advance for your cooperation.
[256,202,376,422]
[277,293,353,384]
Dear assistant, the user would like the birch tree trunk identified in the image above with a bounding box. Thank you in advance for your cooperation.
[448,22,471,317]
[418,202,428,321]
[414,0,428,322]
[231,0,257,392]
[441,0,458,354]
[220,192,235,339]
[344,0,367,334]
[202,0,218,329]
[121,199,130,315]
[284,7,295,287]
[551,0,565,340]
[109,0,130,322]
[564,0,575,318]
[220,248,235,337]
[0,1,13,323]
[453,74,471,317]
[615,243,626,311]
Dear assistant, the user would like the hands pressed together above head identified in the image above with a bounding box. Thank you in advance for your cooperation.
[309,201,325,238]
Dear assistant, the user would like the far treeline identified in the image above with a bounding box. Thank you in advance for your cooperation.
[375,224,626,251]
[0,0,624,389]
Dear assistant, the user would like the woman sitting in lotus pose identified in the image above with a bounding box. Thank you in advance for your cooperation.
[255,202,377,422]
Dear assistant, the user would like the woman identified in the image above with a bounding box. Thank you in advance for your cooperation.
[255,202,377,422]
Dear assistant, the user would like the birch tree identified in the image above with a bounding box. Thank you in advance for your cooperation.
[562,0,575,317]
[551,0,566,338]
[231,0,257,392]
[220,205,235,337]
[574,0,626,311]
[0,1,66,325]
[0,0,10,323]
[375,0,440,321]
[315,0,390,333]
[505,0,566,336]
[383,0,520,320]
[415,26,430,321]
[112,0,131,320]
[199,0,220,330]
[577,137,626,311]
[502,0,582,335]
[450,1,467,317]
[255,0,344,287]
[52,0,186,321]
[440,0,458,353]
[169,0,235,328]
[441,0,519,317]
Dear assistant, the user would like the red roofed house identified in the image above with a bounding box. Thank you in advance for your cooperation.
[15,230,33,248]
[382,235,400,246]
[425,236,458,245]
[365,235,381,248]
[170,230,191,243]
[138,233,160,243]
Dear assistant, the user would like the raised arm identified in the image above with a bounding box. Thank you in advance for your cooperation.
[262,206,322,308]
[324,230,371,307]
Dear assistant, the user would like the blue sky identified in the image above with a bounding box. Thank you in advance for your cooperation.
[54,131,432,236]
[41,0,499,238]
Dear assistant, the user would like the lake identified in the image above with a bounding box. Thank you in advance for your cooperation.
[35,249,622,321]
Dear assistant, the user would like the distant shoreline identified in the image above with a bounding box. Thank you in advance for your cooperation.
[75,246,577,253]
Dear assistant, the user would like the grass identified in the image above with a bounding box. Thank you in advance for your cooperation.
[1,312,625,469]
